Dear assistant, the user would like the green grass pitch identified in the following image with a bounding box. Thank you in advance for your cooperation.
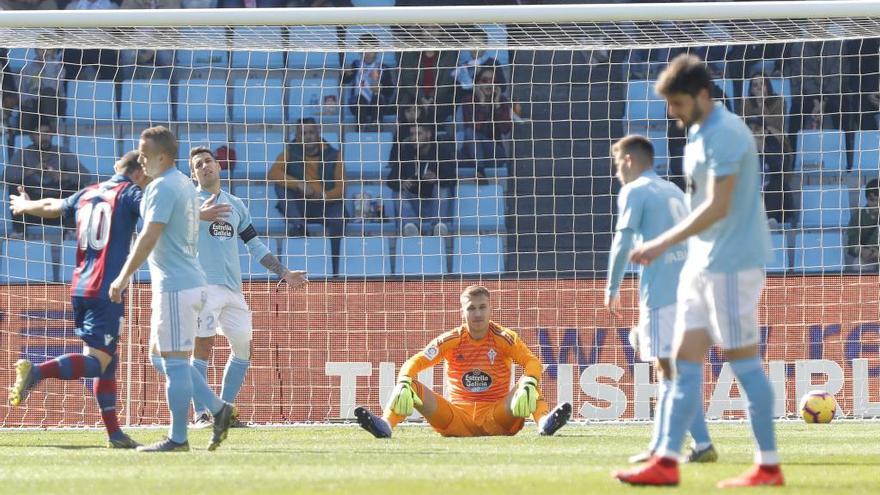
[0,422,878,494]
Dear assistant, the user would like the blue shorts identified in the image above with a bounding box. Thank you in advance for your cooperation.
[72,297,124,355]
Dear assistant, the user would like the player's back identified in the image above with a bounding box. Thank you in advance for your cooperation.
[685,103,772,272]
[196,188,250,292]
[621,171,687,309]
[64,174,141,299]
[141,168,206,292]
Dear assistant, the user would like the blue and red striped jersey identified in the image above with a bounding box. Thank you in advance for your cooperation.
[61,174,142,299]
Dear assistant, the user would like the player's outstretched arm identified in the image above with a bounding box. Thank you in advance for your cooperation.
[605,228,635,317]
[510,336,543,418]
[9,186,63,218]
[630,174,736,266]
[109,222,165,303]
[259,252,308,290]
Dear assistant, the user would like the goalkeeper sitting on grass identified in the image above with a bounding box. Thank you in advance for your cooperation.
[355,285,571,438]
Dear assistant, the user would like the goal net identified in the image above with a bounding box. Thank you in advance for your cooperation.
[1,2,880,428]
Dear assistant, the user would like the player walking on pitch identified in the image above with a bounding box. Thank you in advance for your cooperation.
[109,126,237,452]
[8,151,148,449]
[185,146,307,427]
[613,55,782,487]
[605,135,717,465]
[355,285,571,438]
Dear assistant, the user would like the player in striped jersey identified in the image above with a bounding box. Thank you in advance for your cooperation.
[354,285,571,438]
[185,146,307,427]
[8,151,147,448]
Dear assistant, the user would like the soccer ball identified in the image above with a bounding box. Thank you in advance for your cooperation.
[799,390,837,424]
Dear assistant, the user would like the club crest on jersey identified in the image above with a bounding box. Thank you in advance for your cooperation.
[487,348,497,365]
[462,369,492,393]
[209,220,234,240]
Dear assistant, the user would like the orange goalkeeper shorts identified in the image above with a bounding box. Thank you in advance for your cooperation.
[431,399,525,437]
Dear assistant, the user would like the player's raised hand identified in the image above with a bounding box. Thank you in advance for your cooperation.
[108,275,130,303]
[629,237,668,266]
[605,293,622,319]
[9,186,32,216]
[199,193,232,222]
[387,376,422,416]
[278,270,308,290]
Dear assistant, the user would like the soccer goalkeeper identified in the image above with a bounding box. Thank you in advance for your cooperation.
[355,285,571,438]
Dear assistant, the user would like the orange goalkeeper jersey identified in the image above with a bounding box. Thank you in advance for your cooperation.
[399,321,543,404]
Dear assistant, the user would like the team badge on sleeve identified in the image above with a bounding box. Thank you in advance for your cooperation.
[424,345,439,360]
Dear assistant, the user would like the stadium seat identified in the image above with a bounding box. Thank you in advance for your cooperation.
[792,230,843,272]
[647,132,670,176]
[796,129,846,172]
[852,130,880,176]
[344,182,396,236]
[743,76,792,113]
[395,236,445,276]
[230,128,285,180]
[4,240,54,283]
[286,26,341,70]
[288,77,341,123]
[281,237,332,279]
[351,0,395,6]
[65,80,115,124]
[230,27,285,69]
[342,132,393,180]
[230,78,285,124]
[341,236,391,277]
[456,183,506,233]
[800,185,851,228]
[6,47,32,73]
[71,134,118,179]
[175,29,229,69]
[120,79,171,122]
[766,232,787,273]
[242,183,286,236]
[453,235,504,274]
[343,26,398,67]
[176,130,229,175]
[176,79,228,123]
[625,80,666,130]
[59,241,79,283]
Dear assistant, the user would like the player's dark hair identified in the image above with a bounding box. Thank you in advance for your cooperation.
[140,125,178,160]
[655,54,713,98]
[116,150,141,176]
[461,285,491,301]
[612,135,654,169]
[866,178,879,200]
[190,146,215,161]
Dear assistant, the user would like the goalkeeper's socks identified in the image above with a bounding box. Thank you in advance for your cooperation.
[657,360,703,459]
[190,363,225,416]
[93,356,122,440]
[648,379,672,452]
[34,353,102,382]
[150,354,166,375]
[190,358,210,415]
[730,356,779,465]
[220,356,250,404]
[163,357,193,444]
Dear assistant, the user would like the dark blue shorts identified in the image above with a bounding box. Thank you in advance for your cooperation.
[72,297,124,355]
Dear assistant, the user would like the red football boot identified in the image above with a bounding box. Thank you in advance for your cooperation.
[717,465,784,488]
[613,456,680,486]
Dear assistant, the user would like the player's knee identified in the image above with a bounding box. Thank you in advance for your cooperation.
[656,358,673,379]
[226,330,252,361]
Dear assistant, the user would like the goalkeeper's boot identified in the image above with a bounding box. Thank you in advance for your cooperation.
[538,402,571,436]
[684,444,718,463]
[354,406,392,439]
[137,437,190,452]
[9,359,37,407]
[627,450,654,464]
[192,412,213,429]
[717,465,784,488]
[108,433,142,449]
[613,456,679,486]
[208,402,238,451]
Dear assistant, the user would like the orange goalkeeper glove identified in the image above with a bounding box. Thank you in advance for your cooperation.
[387,376,423,416]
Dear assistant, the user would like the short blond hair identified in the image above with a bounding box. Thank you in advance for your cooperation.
[140,125,178,160]
[460,285,490,302]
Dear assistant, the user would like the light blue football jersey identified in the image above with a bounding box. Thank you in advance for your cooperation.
[140,167,206,292]
[197,188,271,292]
[616,170,688,309]
[684,103,772,272]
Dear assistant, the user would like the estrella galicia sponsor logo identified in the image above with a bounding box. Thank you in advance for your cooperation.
[462,369,492,393]
[209,220,234,240]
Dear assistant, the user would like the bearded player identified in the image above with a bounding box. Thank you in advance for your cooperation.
[354,285,571,438]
